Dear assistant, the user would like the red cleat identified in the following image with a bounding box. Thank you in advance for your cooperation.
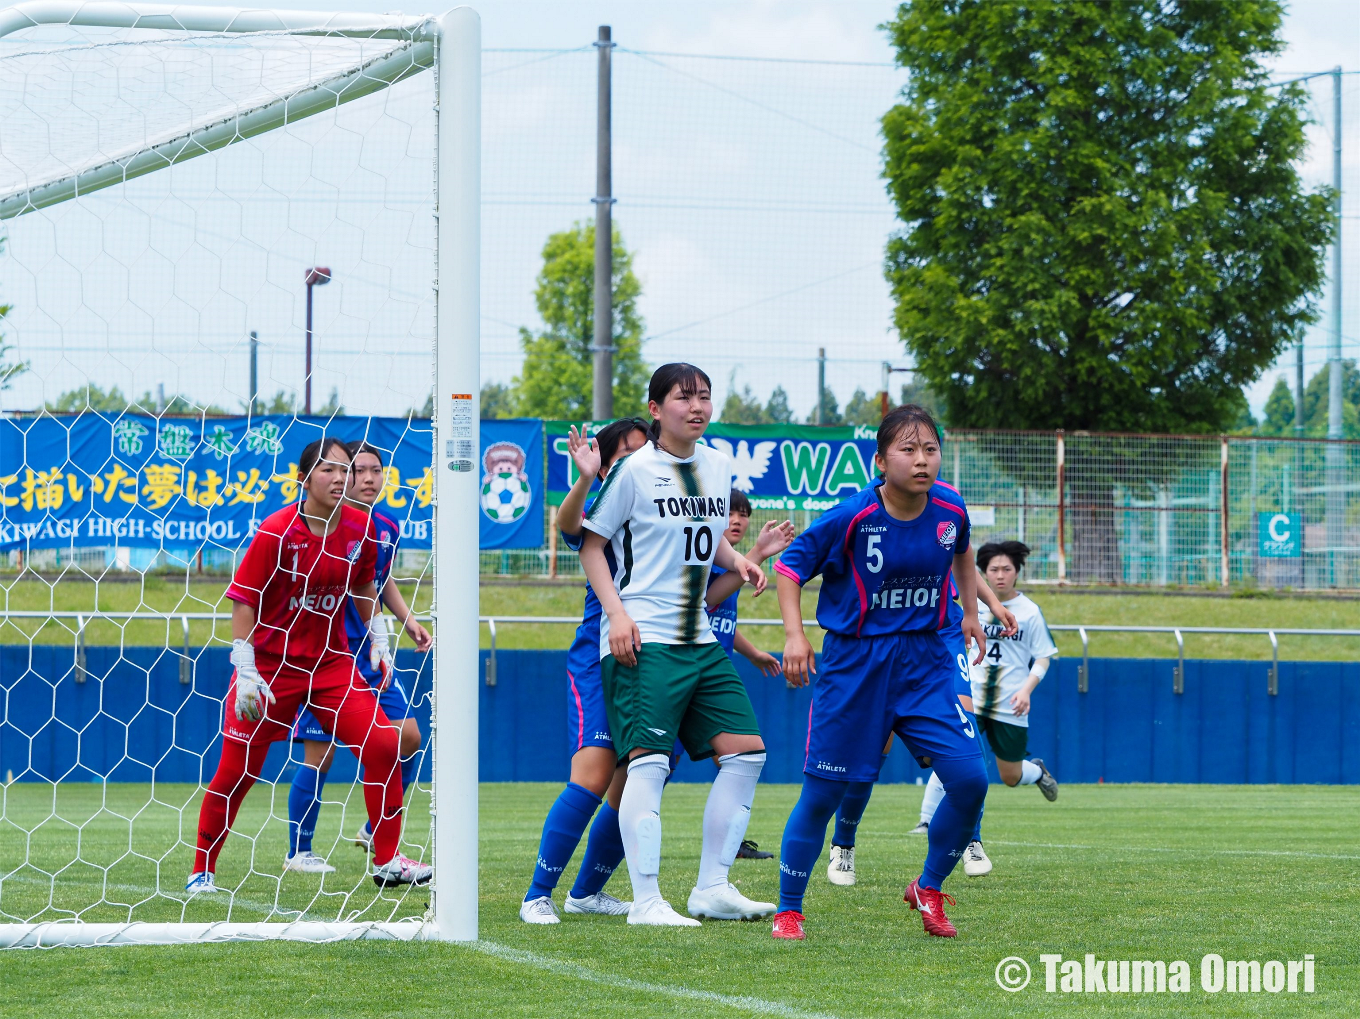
[904,878,957,938]
[771,910,806,940]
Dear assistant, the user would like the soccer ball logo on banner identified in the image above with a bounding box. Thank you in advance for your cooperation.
[480,441,533,524]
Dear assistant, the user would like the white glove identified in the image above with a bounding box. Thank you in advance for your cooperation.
[230,638,275,721]
[368,615,394,691]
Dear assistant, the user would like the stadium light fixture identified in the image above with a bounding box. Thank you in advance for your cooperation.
[304,267,332,415]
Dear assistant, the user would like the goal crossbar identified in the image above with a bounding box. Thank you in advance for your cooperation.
[0,2,437,219]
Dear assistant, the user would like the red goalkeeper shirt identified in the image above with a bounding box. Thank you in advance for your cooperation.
[225,503,377,665]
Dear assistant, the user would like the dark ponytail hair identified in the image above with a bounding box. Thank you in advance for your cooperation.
[646,363,712,441]
[346,439,385,469]
[593,417,649,478]
[296,436,351,486]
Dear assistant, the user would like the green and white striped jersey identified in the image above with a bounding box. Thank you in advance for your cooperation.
[581,440,734,659]
[970,592,1058,728]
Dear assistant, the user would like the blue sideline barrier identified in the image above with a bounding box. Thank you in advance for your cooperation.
[2,646,1357,785]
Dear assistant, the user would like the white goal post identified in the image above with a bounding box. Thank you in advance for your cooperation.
[0,2,479,946]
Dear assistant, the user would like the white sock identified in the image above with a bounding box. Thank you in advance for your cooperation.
[619,753,670,906]
[920,771,945,823]
[695,752,765,892]
[1018,759,1042,785]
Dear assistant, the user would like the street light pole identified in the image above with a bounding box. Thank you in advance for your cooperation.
[304,267,332,415]
[591,25,615,421]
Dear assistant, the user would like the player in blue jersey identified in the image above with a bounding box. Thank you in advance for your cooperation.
[770,404,989,939]
[826,567,1016,886]
[703,488,796,860]
[283,440,432,873]
[520,417,651,924]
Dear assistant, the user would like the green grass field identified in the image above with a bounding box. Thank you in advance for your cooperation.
[0,781,1356,1017]
[4,575,1357,661]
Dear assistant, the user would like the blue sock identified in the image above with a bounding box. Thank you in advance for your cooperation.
[568,801,625,899]
[920,755,988,890]
[525,782,601,902]
[832,779,876,848]
[400,755,418,795]
[287,766,328,856]
[778,773,848,913]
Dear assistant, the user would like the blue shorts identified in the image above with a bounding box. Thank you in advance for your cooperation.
[293,674,410,742]
[940,620,972,699]
[567,656,615,753]
[805,630,981,782]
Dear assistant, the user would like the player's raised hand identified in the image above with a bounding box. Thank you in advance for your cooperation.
[368,616,395,692]
[751,519,796,562]
[230,639,275,721]
[962,614,988,666]
[567,424,601,481]
[994,605,1018,637]
[748,648,783,677]
[732,553,768,596]
[607,609,641,667]
[403,615,433,654]
[782,630,815,688]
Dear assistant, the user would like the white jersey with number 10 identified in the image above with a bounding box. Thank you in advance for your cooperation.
[581,440,735,659]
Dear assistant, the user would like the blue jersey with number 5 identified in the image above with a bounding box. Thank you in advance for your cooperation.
[775,480,969,637]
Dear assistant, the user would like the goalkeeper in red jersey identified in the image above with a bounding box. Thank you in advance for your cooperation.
[186,436,431,894]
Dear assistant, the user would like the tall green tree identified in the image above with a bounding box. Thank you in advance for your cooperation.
[1300,360,1360,438]
[0,237,25,394]
[882,0,1332,579]
[808,386,843,426]
[719,374,769,424]
[511,222,649,419]
[843,388,882,428]
[765,386,794,424]
[1259,376,1296,436]
[480,382,514,419]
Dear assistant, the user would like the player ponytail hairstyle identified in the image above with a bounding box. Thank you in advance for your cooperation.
[297,436,351,484]
[977,540,1030,573]
[346,439,385,469]
[646,362,712,442]
[593,417,649,477]
[876,403,941,458]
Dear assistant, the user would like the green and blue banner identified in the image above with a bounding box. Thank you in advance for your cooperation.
[546,420,880,509]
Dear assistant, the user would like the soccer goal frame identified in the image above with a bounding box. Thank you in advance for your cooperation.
[0,2,480,947]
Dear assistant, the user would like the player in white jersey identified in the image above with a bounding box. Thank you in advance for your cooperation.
[579,363,775,927]
[914,540,1057,876]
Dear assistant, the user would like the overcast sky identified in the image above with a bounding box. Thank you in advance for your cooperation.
[0,1,1354,420]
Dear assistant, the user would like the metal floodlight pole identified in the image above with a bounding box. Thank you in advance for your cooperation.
[591,25,615,421]
[880,363,915,419]
[1325,66,1343,585]
[816,347,826,425]
[304,267,331,415]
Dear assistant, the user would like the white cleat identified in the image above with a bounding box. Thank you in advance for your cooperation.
[909,821,929,836]
[372,853,433,888]
[353,823,374,850]
[185,872,219,894]
[520,895,561,924]
[283,851,335,874]
[687,882,777,921]
[963,840,992,877]
[564,890,631,915]
[826,844,856,886]
[628,897,702,926]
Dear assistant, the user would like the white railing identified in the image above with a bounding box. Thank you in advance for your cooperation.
[3,611,1357,698]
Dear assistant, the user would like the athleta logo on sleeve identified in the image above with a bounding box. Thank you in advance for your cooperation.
[936,521,957,550]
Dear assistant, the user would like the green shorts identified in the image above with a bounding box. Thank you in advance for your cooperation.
[978,715,1028,762]
[600,642,761,761]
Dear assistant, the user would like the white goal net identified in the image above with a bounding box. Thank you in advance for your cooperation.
[0,3,480,947]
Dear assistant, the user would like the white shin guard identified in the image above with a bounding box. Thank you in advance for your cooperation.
[696,752,765,892]
[619,753,670,904]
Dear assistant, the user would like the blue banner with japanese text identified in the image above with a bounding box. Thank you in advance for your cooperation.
[0,414,436,552]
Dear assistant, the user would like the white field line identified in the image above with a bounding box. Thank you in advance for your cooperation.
[469,940,846,1019]
[2,872,332,921]
[862,834,1360,861]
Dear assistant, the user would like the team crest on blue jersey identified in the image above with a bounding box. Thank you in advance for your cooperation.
[480,441,533,524]
[936,520,957,550]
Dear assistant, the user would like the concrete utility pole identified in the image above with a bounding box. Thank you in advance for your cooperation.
[591,25,615,420]
[249,330,258,415]
[304,266,331,416]
[816,347,826,425]
[1325,66,1343,585]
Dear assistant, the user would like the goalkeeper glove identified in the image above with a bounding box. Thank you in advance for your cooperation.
[368,615,394,691]
[230,639,275,721]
